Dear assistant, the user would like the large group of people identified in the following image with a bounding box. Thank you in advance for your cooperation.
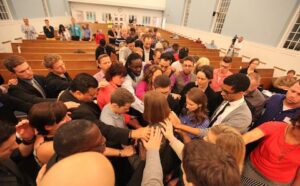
[0,18,300,186]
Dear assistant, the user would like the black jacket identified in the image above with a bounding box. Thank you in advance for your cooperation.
[8,75,54,104]
[45,72,72,98]
[43,26,55,38]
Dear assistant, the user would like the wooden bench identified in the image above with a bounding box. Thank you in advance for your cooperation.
[0,53,95,61]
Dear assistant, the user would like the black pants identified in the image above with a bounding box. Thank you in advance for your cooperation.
[71,36,80,41]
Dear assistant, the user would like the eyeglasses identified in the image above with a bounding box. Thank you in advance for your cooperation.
[221,89,237,95]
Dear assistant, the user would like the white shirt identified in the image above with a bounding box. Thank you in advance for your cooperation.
[213,97,245,126]
[122,73,144,113]
[144,49,150,63]
[171,61,183,72]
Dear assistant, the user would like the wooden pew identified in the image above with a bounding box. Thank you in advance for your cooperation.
[0,53,95,61]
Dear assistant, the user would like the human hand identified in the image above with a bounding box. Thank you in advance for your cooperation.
[8,78,18,86]
[16,119,35,141]
[131,127,151,141]
[121,145,136,157]
[170,93,181,100]
[160,119,175,141]
[141,127,162,151]
[63,101,80,109]
[168,112,182,129]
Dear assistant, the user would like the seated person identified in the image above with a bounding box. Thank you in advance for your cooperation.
[242,114,300,185]
[272,70,297,94]
[239,58,260,75]
[135,65,162,100]
[170,56,196,93]
[43,54,72,98]
[93,54,112,83]
[97,63,127,110]
[210,56,233,92]
[4,55,54,104]
[101,88,141,129]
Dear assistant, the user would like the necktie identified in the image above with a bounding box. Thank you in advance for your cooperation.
[30,79,46,98]
[209,102,230,127]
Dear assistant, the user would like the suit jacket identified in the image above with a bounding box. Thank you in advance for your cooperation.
[142,48,154,62]
[45,72,72,98]
[212,101,252,133]
[8,75,54,104]
[58,90,130,146]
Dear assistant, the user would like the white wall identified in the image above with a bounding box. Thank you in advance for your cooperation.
[69,2,163,26]
[0,16,71,52]
[68,0,166,10]
[165,23,300,77]
[164,0,185,25]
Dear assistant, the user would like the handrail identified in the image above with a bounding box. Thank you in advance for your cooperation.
[1,40,11,44]
[273,66,286,72]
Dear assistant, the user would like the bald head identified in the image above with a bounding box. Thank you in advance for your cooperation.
[40,152,115,186]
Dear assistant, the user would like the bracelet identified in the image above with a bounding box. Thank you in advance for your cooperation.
[119,150,122,157]
[22,136,36,145]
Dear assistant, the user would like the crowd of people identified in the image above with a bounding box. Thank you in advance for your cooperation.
[0,18,300,186]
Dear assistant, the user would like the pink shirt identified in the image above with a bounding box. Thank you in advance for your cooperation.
[93,70,105,82]
[210,68,232,92]
[135,81,148,100]
[97,83,117,109]
[250,122,300,184]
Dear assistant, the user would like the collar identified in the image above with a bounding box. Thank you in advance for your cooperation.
[229,97,245,106]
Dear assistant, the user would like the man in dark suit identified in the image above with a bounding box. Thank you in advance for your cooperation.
[142,34,154,63]
[3,55,54,104]
[43,54,72,98]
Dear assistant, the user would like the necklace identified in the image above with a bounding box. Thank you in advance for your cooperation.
[278,126,300,161]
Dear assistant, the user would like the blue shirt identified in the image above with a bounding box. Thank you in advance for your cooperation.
[69,24,82,38]
[179,113,209,139]
[255,94,300,126]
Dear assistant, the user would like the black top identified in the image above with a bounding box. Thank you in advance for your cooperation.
[95,45,116,60]
[0,93,32,125]
[107,29,117,45]
[167,94,182,115]
[43,26,55,38]
[239,67,258,74]
[0,74,4,85]
[180,82,223,117]
[8,75,54,104]
[142,48,154,62]
[45,72,72,98]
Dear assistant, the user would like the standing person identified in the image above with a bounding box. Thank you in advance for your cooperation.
[82,24,91,41]
[171,47,189,72]
[58,24,70,41]
[43,19,55,40]
[69,17,81,41]
[94,29,106,44]
[108,25,118,45]
[178,88,209,140]
[43,54,72,98]
[21,18,37,40]
[142,34,154,63]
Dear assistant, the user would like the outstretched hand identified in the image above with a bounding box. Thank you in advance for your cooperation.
[16,119,35,141]
[141,127,162,151]
[160,119,175,141]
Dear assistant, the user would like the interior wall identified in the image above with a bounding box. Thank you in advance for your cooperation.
[165,23,300,77]
[221,0,299,46]
[186,0,217,32]
[69,2,163,26]
[68,0,166,10]
[164,0,185,25]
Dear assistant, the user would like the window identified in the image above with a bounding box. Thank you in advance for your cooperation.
[86,11,96,21]
[182,0,191,26]
[283,11,300,51]
[0,0,10,20]
[129,15,137,23]
[212,0,231,34]
[142,16,151,25]
[102,13,112,22]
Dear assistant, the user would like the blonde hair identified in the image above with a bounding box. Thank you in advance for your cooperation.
[143,90,171,124]
[210,125,245,173]
[195,57,210,69]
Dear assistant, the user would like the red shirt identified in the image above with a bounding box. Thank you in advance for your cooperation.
[250,122,300,184]
[97,83,117,109]
[95,33,106,44]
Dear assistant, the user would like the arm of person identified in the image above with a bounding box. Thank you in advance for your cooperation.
[16,120,36,157]
[141,127,163,186]
[8,86,54,104]
[103,146,136,157]
[35,141,54,165]
[135,81,147,100]
[122,78,144,113]
[242,127,265,145]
